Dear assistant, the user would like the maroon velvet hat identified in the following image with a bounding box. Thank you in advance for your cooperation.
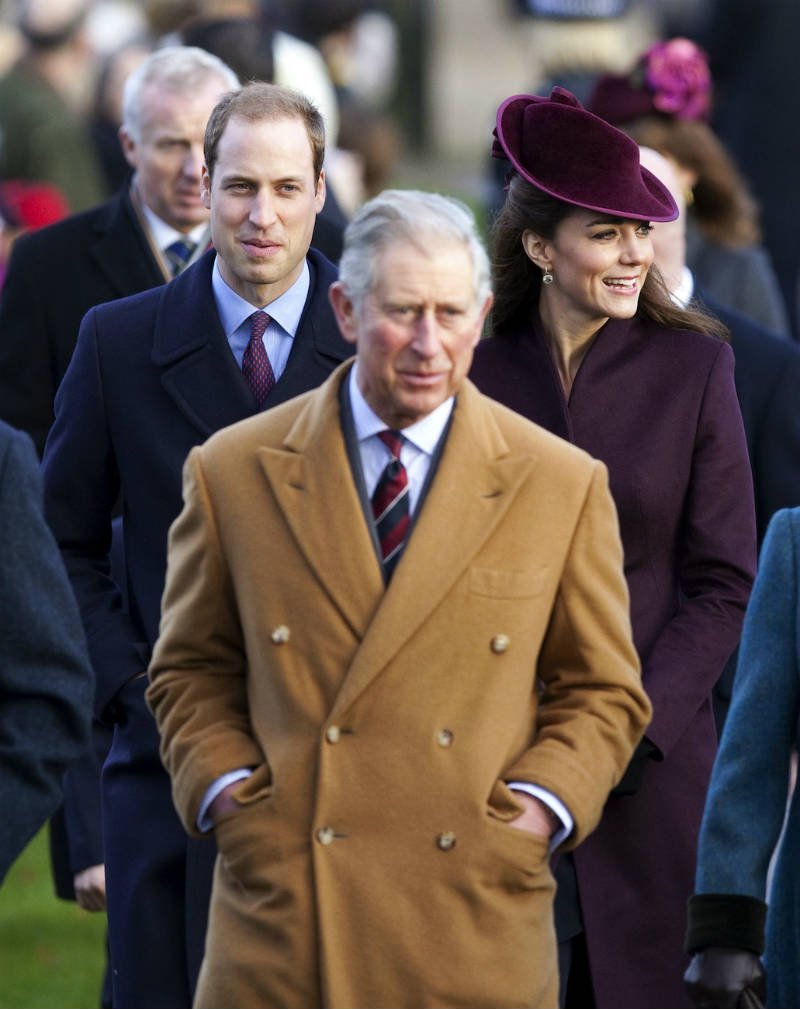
[492,85,678,223]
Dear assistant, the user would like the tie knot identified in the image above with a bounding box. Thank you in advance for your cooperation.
[165,237,196,276]
[377,429,404,460]
[250,310,270,341]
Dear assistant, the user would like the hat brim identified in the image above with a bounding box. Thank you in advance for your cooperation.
[495,93,678,223]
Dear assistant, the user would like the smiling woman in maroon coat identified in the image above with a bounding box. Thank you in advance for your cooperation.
[470,87,757,1009]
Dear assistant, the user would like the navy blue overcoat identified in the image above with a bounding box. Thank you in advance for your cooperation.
[42,247,351,1008]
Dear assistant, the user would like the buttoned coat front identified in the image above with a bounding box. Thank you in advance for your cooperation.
[147,364,651,1009]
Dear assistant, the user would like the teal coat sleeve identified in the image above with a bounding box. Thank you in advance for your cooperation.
[695,507,800,898]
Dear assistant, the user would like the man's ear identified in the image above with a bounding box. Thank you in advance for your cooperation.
[522,229,550,270]
[328,281,357,345]
[314,169,326,213]
[118,126,137,170]
[471,292,494,347]
[200,166,211,211]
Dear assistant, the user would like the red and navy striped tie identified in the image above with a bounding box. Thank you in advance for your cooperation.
[372,430,410,577]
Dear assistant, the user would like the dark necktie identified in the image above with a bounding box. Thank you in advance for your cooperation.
[242,311,276,407]
[164,237,197,277]
[371,430,410,576]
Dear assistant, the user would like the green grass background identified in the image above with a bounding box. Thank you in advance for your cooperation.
[0,829,106,1009]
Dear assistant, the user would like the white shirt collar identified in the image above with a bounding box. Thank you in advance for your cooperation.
[348,361,455,456]
[211,258,310,340]
[139,201,208,253]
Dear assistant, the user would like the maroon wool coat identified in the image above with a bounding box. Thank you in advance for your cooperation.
[470,311,757,1009]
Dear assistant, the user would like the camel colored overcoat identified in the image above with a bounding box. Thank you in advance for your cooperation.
[147,363,650,1009]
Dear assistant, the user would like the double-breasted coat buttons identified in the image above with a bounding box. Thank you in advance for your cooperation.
[270,624,290,644]
[325,725,341,744]
[316,827,335,846]
[436,729,454,747]
[491,633,510,654]
[436,832,456,851]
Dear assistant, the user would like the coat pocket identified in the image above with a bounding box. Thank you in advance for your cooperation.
[484,780,553,882]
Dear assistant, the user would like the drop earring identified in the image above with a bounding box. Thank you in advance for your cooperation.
[542,266,554,285]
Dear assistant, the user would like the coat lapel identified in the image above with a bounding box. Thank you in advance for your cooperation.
[257,364,386,640]
[88,189,166,297]
[330,380,535,717]
[151,251,257,437]
[151,249,349,438]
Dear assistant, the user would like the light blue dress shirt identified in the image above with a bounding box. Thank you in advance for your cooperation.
[212,258,310,379]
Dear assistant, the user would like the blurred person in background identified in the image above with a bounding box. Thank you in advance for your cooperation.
[0,45,240,455]
[698,0,800,340]
[89,42,151,193]
[82,0,151,190]
[156,0,388,229]
[0,0,106,212]
[511,0,657,102]
[588,36,791,337]
[638,146,800,549]
[638,145,800,732]
[470,87,756,1009]
[276,0,401,209]
[0,179,69,285]
[146,0,341,155]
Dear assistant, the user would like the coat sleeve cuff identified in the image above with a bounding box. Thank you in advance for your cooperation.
[684,893,767,954]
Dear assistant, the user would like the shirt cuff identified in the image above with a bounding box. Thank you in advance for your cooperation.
[197,768,253,832]
[508,781,574,851]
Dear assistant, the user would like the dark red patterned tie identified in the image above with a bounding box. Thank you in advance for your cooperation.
[372,430,410,576]
[242,311,275,407]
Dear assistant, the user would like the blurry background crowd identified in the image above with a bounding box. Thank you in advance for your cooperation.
[1,0,798,341]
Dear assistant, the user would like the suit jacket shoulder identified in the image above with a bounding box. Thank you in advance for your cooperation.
[0,187,165,453]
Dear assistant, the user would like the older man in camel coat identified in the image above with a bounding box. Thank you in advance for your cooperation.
[147,190,650,1009]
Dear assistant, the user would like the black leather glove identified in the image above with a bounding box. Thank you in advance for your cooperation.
[684,947,766,1009]
[609,736,659,796]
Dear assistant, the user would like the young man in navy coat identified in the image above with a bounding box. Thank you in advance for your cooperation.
[43,82,352,1009]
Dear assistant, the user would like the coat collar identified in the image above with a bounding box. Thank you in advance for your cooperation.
[87,186,166,297]
[256,366,536,716]
[472,310,644,440]
[149,248,350,438]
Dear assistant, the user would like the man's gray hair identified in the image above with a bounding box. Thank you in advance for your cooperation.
[121,45,240,144]
[338,189,492,310]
